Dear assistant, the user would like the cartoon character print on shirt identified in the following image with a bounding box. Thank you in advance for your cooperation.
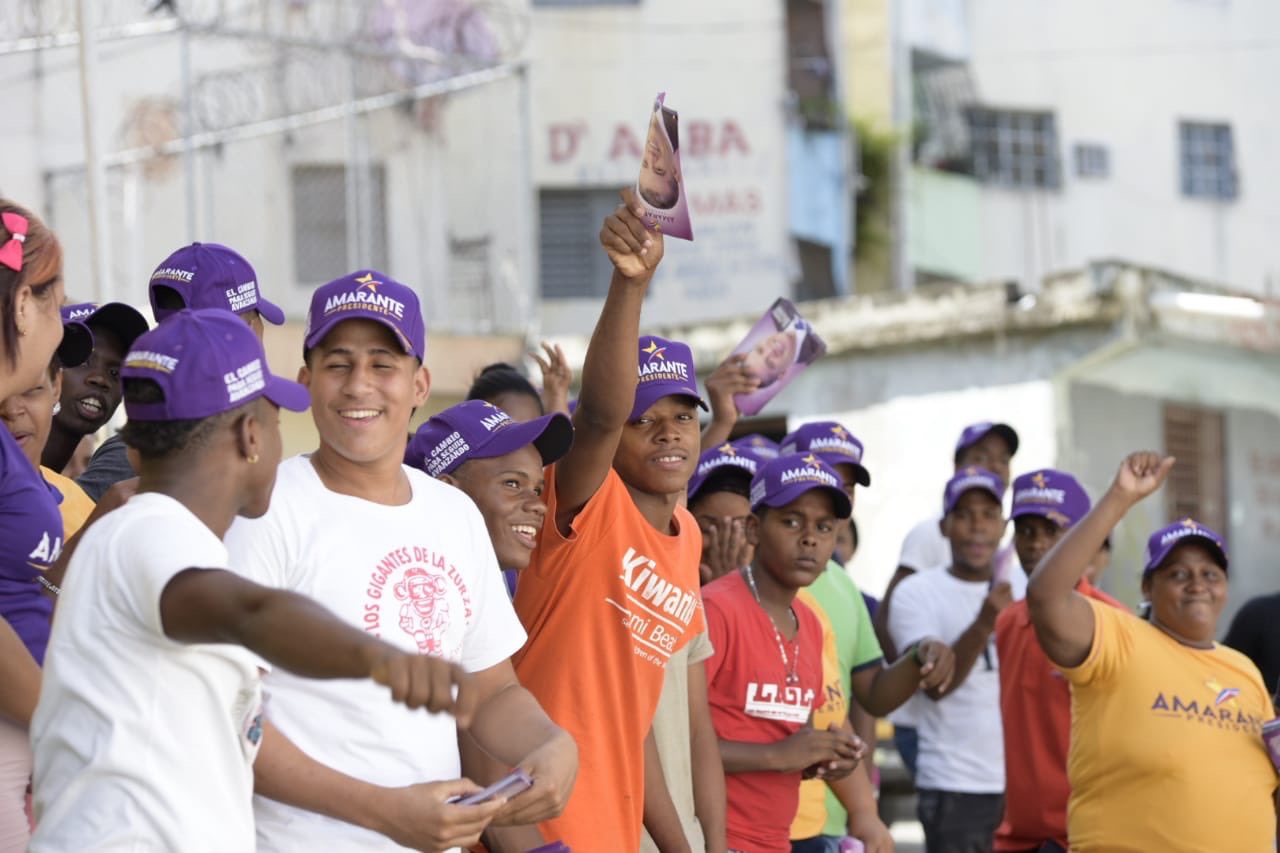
[605,546,701,670]
[364,544,473,661]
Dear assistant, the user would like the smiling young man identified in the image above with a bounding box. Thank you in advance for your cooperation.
[224,271,576,852]
[888,467,1013,853]
[510,189,709,849]
[41,302,148,474]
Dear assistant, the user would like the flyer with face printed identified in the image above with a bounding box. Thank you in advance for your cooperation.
[636,92,694,241]
[730,298,827,416]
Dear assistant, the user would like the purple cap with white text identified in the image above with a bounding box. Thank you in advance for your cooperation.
[954,421,1020,463]
[631,335,707,421]
[1142,518,1228,575]
[780,421,870,487]
[1011,469,1090,529]
[749,452,852,519]
[406,400,573,478]
[943,466,1005,515]
[149,243,285,325]
[733,434,780,459]
[304,270,425,360]
[121,309,309,421]
[688,442,766,502]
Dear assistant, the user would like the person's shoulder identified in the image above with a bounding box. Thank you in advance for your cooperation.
[895,564,945,595]
[1213,641,1269,680]
[702,570,745,608]
[821,560,862,597]
[995,597,1029,635]
[794,594,824,633]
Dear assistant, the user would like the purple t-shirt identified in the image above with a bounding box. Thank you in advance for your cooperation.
[0,428,63,663]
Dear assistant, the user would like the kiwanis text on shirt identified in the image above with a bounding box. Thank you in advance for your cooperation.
[605,547,699,668]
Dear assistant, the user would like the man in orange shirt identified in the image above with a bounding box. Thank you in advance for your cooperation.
[512,190,707,850]
[994,469,1122,853]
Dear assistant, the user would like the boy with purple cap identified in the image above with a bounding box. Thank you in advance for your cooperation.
[40,301,148,475]
[703,453,863,853]
[30,309,476,852]
[225,271,575,852]
[1028,453,1276,852]
[780,422,948,852]
[148,242,286,335]
[994,469,1123,853]
[888,467,1014,853]
[510,191,712,850]
[688,441,767,584]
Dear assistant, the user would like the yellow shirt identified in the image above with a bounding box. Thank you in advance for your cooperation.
[790,588,847,839]
[40,466,95,538]
[1063,598,1277,852]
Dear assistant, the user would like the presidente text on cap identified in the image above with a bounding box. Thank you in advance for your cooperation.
[631,335,707,422]
[149,243,285,325]
[62,302,150,353]
[1011,469,1091,529]
[749,452,853,519]
[304,270,425,360]
[1142,518,1228,575]
[122,309,309,422]
[780,421,870,487]
[406,400,574,478]
[954,421,1020,462]
[943,466,1005,515]
[688,442,766,502]
[733,434,780,459]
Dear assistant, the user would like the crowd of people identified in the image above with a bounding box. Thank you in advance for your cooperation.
[0,189,1275,853]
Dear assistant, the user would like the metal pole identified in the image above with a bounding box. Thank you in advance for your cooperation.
[515,64,537,338]
[74,0,112,302]
[180,20,198,240]
[343,3,361,271]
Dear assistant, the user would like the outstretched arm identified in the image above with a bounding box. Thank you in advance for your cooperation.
[1029,452,1174,668]
[699,354,758,452]
[552,188,664,534]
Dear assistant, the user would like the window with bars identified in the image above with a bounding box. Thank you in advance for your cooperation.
[290,164,389,286]
[967,108,1061,189]
[539,189,621,300]
[1163,403,1227,537]
[1074,143,1110,179]
[1179,122,1238,201]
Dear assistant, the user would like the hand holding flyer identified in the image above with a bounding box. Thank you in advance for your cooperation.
[729,299,827,416]
[635,92,694,241]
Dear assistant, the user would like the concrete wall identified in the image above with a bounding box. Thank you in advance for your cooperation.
[529,0,794,334]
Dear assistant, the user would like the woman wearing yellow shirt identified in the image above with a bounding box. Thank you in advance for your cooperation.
[1028,451,1277,853]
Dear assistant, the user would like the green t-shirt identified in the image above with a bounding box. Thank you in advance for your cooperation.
[808,560,884,837]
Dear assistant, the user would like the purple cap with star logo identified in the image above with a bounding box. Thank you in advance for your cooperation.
[405,400,573,478]
[943,466,1005,515]
[749,452,852,519]
[304,269,426,360]
[780,421,870,487]
[1010,469,1091,529]
[631,335,707,422]
[688,442,767,502]
[1143,518,1228,574]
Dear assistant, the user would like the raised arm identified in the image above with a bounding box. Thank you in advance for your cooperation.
[699,354,758,452]
[159,567,476,721]
[552,188,664,534]
[1028,451,1174,668]
[925,583,1010,701]
[531,342,573,417]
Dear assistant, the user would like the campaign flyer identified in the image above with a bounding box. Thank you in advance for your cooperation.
[730,298,827,416]
[635,92,694,241]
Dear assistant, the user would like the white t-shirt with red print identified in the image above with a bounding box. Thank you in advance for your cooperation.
[225,455,526,852]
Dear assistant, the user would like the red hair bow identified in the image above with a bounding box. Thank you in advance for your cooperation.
[0,212,28,272]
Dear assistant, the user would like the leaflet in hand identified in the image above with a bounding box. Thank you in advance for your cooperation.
[730,299,827,416]
[635,92,694,241]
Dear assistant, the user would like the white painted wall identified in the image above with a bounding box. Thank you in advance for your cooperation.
[529,0,794,334]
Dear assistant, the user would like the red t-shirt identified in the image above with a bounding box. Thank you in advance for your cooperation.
[993,579,1124,851]
[704,571,825,853]
[513,467,705,849]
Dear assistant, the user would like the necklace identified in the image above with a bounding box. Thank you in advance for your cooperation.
[742,566,801,685]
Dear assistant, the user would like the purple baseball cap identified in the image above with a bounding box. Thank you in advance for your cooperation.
[62,302,150,353]
[780,421,870,487]
[631,335,707,422]
[1143,518,1228,575]
[688,442,766,502]
[954,421,1020,463]
[1011,469,1090,529]
[304,270,425,360]
[733,434,780,459]
[943,466,1005,515]
[55,315,93,368]
[149,243,285,325]
[749,452,852,519]
[121,309,309,422]
[405,400,573,478]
